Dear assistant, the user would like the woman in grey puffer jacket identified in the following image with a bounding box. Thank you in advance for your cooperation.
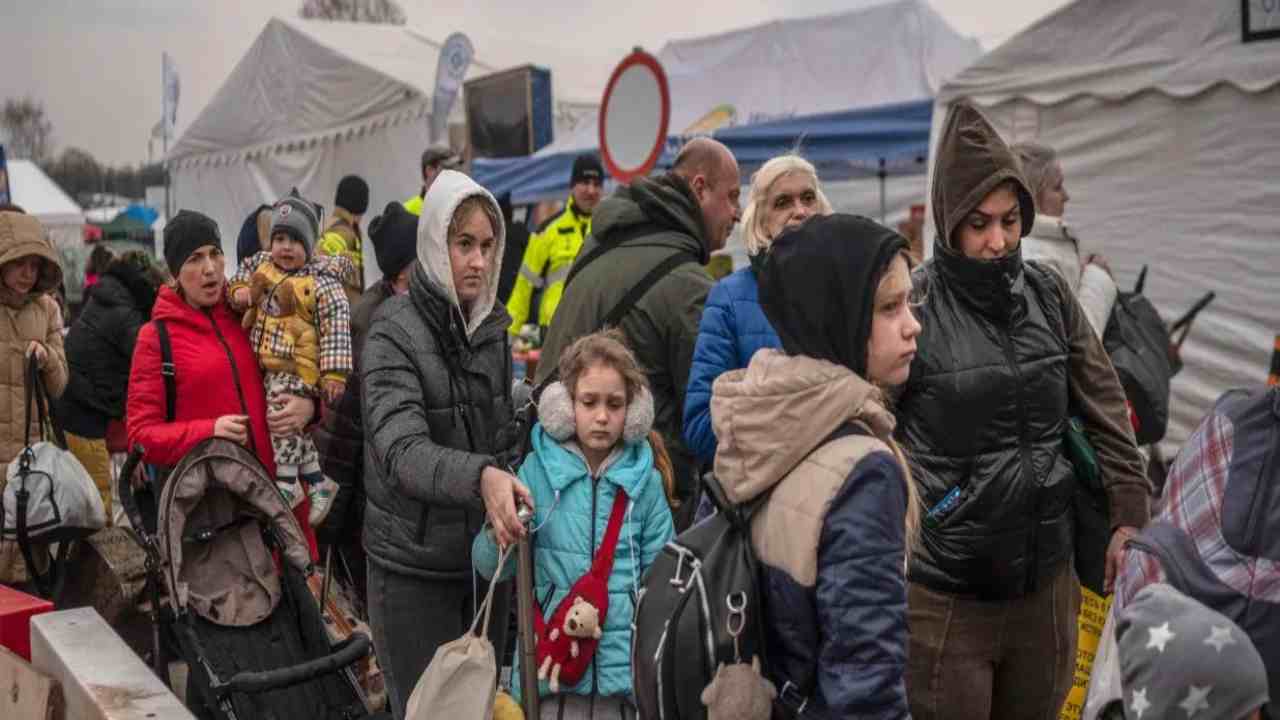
[361,170,530,720]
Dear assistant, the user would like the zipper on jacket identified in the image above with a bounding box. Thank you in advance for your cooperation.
[998,327,1038,596]
[208,310,259,459]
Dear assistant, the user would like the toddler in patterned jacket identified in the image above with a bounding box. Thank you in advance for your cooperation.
[229,189,353,526]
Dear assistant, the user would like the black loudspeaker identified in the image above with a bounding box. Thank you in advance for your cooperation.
[465,65,553,159]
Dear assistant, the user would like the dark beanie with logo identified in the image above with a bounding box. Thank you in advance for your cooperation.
[270,189,322,258]
[368,201,418,279]
[164,209,222,276]
[571,154,604,185]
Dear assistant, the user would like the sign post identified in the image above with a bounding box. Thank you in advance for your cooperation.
[598,49,671,184]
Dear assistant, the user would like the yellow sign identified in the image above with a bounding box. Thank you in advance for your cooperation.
[1060,587,1111,720]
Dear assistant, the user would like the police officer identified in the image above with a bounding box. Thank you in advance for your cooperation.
[505,153,604,335]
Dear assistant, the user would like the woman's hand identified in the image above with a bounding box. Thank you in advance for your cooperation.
[1104,525,1138,594]
[26,341,47,369]
[267,393,316,436]
[213,415,250,445]
[480,466,534,548]
[231,286,251,311]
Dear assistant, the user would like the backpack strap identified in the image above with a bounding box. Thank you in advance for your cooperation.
[601,251,695,329]
[155,319,176,423]
[563,221,667,289]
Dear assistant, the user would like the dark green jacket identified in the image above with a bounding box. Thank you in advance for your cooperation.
[536,173,713,495]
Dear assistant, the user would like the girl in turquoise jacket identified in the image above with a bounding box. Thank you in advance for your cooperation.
[473,330,674,717]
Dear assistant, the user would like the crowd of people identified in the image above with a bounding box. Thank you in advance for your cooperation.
[0,98,1274,720]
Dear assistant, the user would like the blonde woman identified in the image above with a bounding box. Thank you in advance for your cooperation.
[682,154,832,463]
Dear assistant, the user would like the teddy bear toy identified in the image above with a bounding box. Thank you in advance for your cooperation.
[700,656,777,720]
[536,595,604,692]
[241,270,321,385]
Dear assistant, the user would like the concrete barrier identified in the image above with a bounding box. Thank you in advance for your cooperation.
[30,607,194,720]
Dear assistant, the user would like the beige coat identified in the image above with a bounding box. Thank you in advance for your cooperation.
[0,212,67,465]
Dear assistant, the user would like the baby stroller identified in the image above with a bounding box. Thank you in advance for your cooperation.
[117,437,385,720]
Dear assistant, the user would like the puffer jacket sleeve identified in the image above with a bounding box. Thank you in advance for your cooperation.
[126,323,216,466]
[682,280,736,464]
[40,296,68,398]
[815,451,909,719]
[362,317,491,511]
[472,453,542,583]
[1052,270,1150,531]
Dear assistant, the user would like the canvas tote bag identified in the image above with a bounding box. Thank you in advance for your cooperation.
[405,544,513,720]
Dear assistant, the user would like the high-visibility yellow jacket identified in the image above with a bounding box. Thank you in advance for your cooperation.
[506,197,591,334]
[404,192,424,217]
[318,207,364,303]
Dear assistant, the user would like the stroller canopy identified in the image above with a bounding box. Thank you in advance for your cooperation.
[159,439,311,627]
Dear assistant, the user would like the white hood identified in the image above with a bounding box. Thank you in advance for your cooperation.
[416,170,506,338]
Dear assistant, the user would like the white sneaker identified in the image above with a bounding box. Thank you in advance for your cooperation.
[308,476,340,527]
[276,481,304,510]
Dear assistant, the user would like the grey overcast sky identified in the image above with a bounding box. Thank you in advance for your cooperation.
[0,0,1069,166]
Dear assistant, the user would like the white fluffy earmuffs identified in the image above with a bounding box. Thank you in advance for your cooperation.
[537,381,655,446]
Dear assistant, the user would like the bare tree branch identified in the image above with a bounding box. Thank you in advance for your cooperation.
[1,97,54,163]
[298,0,407,25]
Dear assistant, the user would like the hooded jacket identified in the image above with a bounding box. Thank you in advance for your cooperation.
[471,424,674,702]
[535,173,712,495]
[713,350,910,718]
[361,171,515,579]
[57,259,157,438]
[0,212,67,464]
[896,103,1148,599]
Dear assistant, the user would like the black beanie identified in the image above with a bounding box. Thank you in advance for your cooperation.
[571,154,604,185]
[164,209,222,276]
[368,201,418,279]
[335,175,370,215]
[759,214,907,378]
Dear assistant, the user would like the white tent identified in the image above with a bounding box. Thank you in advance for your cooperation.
[925,0,1280,451]
[168,17,589,287]
[521,0,981,219]
[7,160,88,299]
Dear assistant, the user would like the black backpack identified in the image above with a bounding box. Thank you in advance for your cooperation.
[632,425,862,719]
[631,471,771,720]
[1103,267,1214,445]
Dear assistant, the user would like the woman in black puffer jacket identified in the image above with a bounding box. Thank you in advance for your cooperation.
[57,251,162,520]
[897,102,1149,720]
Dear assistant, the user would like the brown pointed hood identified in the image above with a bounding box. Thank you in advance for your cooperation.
[930,102,1036,249]
[711,350,896,505]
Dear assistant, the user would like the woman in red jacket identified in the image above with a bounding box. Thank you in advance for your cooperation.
[126,209,319,560]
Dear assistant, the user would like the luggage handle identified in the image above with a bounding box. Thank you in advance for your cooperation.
[217,631,372,696]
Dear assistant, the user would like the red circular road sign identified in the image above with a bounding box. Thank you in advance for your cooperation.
[598,49,671,184]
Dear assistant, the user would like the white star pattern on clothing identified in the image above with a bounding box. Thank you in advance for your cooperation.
[1130,687,1151,719]
[1204,625,1237,653]
[1147,621,1176,653]
[1179,685,1212,717]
